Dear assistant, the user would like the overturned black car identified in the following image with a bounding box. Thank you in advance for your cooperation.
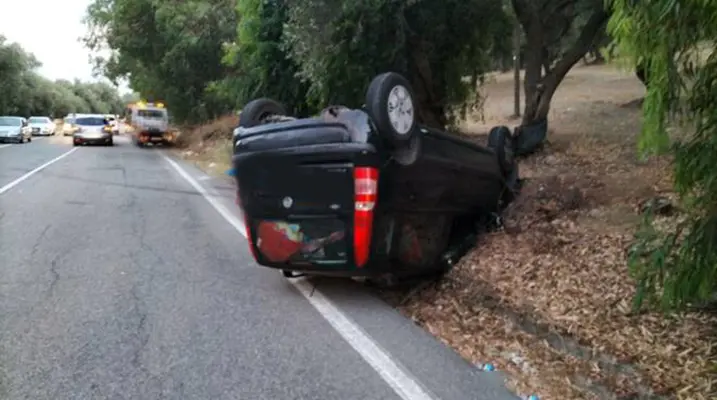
[230,72,519,280]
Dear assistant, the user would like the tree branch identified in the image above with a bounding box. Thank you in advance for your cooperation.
[511,0,538,30]
[542,0,576,25]
[544,6,610,85]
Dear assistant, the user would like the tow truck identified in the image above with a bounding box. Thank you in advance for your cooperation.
[125,101,175,147]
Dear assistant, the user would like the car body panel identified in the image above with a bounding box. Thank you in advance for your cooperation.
[0,116,32,143]
[72,115,113,145]
[231,109,508,278]
[27,116,55,136]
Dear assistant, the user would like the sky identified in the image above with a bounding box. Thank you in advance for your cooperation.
[0,0,130,93]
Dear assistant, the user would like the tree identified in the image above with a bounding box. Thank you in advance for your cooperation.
[610,0,717,309]
[216,0,313,117]
[84,0,239,123]
[277,0,513,129]
[0,35,124,117]
[512,0,610,128]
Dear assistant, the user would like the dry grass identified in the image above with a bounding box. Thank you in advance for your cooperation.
[174,114,237,177]
[384,64,717,400]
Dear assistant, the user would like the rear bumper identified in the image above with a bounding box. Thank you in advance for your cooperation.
[136,131,174,143]
[74,134,112,144]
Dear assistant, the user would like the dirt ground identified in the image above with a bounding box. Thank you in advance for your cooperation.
[177,64,716,399]
[383,64,716,400]
[174,114,238,176]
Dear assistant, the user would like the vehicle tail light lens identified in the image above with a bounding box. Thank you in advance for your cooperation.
[353,167,378,268]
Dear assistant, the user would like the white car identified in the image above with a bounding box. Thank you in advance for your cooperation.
[62,116,78,136]
[0,116,32,143]
[27,116,56,136]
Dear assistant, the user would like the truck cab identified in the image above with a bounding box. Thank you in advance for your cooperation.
[125,101,173,146]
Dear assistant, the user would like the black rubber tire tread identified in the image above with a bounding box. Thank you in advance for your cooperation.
[239,98,288,128]
[487,125,515,176]
[365,72,417,147]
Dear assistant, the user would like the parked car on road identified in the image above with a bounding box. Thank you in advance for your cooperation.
[0,116,32,143]
[72,114,114,146]
[27,116,56,136]
[230,72,518,282]
[62,115,78,136]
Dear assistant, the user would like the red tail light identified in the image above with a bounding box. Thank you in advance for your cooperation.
[353,167,378,268]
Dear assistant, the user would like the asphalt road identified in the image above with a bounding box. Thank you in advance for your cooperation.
[0,135,519,400]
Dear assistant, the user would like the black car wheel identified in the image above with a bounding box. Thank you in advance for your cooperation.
[365,72,418,148]
[488,125,516,177]
[238,98,288,128]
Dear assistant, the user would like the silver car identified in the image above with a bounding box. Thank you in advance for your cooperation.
[72,115,113,146]
[28,116,56,136]
[0,116,32,143]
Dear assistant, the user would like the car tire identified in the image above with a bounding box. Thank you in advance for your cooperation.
[487,125,516,177]
[238,98,288,128]
[365,72,418,148]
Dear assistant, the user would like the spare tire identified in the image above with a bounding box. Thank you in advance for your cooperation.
[365,72,417,147]
[487,125,516,176]
[239,98,287,128]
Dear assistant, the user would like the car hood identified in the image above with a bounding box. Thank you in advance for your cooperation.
[0,127,21,136]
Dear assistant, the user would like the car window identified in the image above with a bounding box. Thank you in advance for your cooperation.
[137,109,166,118]
[0,117,22,126]
[75,117,105,126]
[65,118,75,124]
[28,117,51,123]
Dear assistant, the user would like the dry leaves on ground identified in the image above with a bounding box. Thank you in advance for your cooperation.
[396,140,716,400]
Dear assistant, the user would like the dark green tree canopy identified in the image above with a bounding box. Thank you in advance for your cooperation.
[0,35,125,117]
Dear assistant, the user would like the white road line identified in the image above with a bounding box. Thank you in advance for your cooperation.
[162,154,437,400]
[0,147,78,195]
[0,144,10,149]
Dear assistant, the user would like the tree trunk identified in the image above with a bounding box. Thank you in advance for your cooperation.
[520,7,611,127]
[408,39,447,129]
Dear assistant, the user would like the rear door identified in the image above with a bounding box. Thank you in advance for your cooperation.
[239,148,357,267]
